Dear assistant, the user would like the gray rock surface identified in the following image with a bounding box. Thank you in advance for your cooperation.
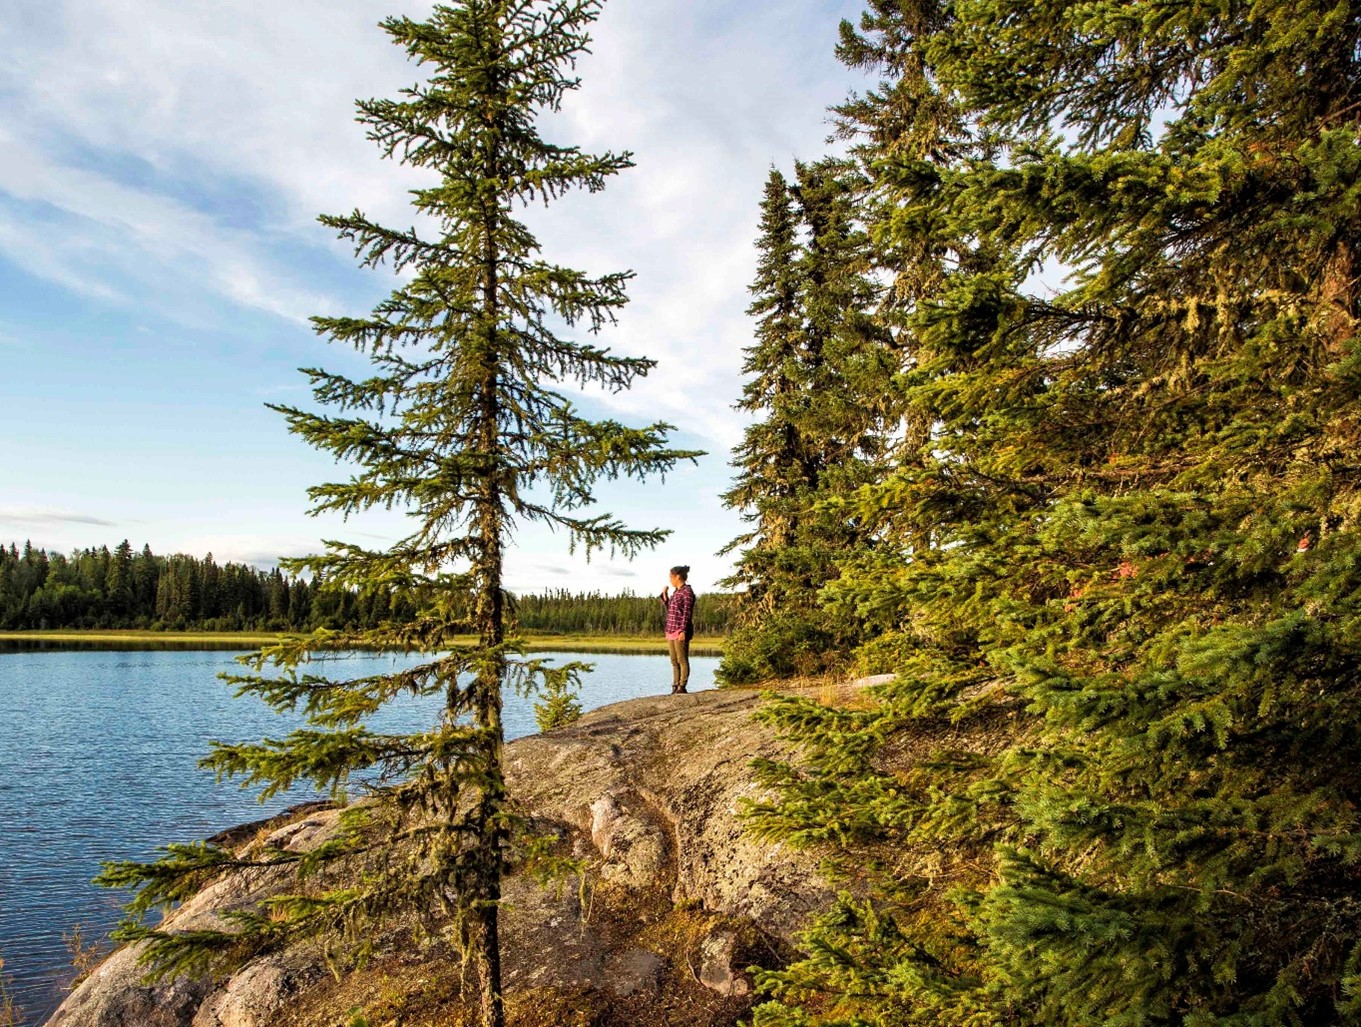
[506,688,830,940]
[604,948,664,998]
[45,686,831,1027]
[190,955,324,1027]
[698,931,751,999]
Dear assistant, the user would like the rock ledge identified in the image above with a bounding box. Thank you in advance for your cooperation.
[46,688,830,1027]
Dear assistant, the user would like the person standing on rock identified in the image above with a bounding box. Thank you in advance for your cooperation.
[660,565,696,694]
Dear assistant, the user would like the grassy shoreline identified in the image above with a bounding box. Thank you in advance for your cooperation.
[0,629,724,656]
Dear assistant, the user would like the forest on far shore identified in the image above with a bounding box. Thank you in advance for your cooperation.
[0,541,732,635]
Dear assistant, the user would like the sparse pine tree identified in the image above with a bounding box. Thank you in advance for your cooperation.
[532,661,584,732]
[97,4,695,1025]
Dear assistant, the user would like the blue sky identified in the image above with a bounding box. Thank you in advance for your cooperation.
[0,0,869,594]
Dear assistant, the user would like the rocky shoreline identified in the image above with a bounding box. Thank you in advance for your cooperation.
[45,687,832,1027]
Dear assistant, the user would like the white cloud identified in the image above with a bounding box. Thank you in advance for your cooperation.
[175,538,313,569]
[0,0,869,587]
[1,0,434,225]
[0,136,335,323]
[0,0,864,447]
[517,1,865,445]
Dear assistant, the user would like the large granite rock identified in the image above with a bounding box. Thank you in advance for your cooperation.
[45,687,833,1027]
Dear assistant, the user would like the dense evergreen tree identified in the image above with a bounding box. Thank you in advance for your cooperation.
[720,157,897,683]
[750,1,1361,1024]
[106,539,134,619]
[134,543,158,614]
[96,4,693,1025]
[722,170,807,614]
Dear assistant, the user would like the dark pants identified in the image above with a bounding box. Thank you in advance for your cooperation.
[668,636,690,693]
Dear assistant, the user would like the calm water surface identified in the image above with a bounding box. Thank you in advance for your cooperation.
[0,648,715,1024]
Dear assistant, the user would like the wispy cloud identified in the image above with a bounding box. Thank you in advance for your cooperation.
[220,550,292,570]
[0,134,337,325]
[348,531,401,543]
[0,506,118,527]
[0,0,865,447]
[174,535,320,569]
[536,564,575,577]
[0,0,868,593]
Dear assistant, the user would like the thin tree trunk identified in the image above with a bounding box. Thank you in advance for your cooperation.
[470,94,508,1026]
[470,854,504,1027]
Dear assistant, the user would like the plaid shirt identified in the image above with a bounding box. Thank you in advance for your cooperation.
[663,584,695,636]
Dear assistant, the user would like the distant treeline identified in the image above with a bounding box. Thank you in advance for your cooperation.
[515,588,732,636]
[0,540,379,632]
[0,541,732,635]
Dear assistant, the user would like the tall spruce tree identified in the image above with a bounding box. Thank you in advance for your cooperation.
[940,1,1361,1020]
[107,539,134,620]
[97,4,694,1025]
[751,1,1361,1024]
[720,158,896,683]
[720,170,818,655]
[746,9,1037,1024]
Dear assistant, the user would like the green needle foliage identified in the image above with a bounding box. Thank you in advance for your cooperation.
[97,3,696,1025]
[720,159,897,684]
[721,169,806,616]
[750,1,1361,1025]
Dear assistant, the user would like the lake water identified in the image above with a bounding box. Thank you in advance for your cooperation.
[0,648,716,1024]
